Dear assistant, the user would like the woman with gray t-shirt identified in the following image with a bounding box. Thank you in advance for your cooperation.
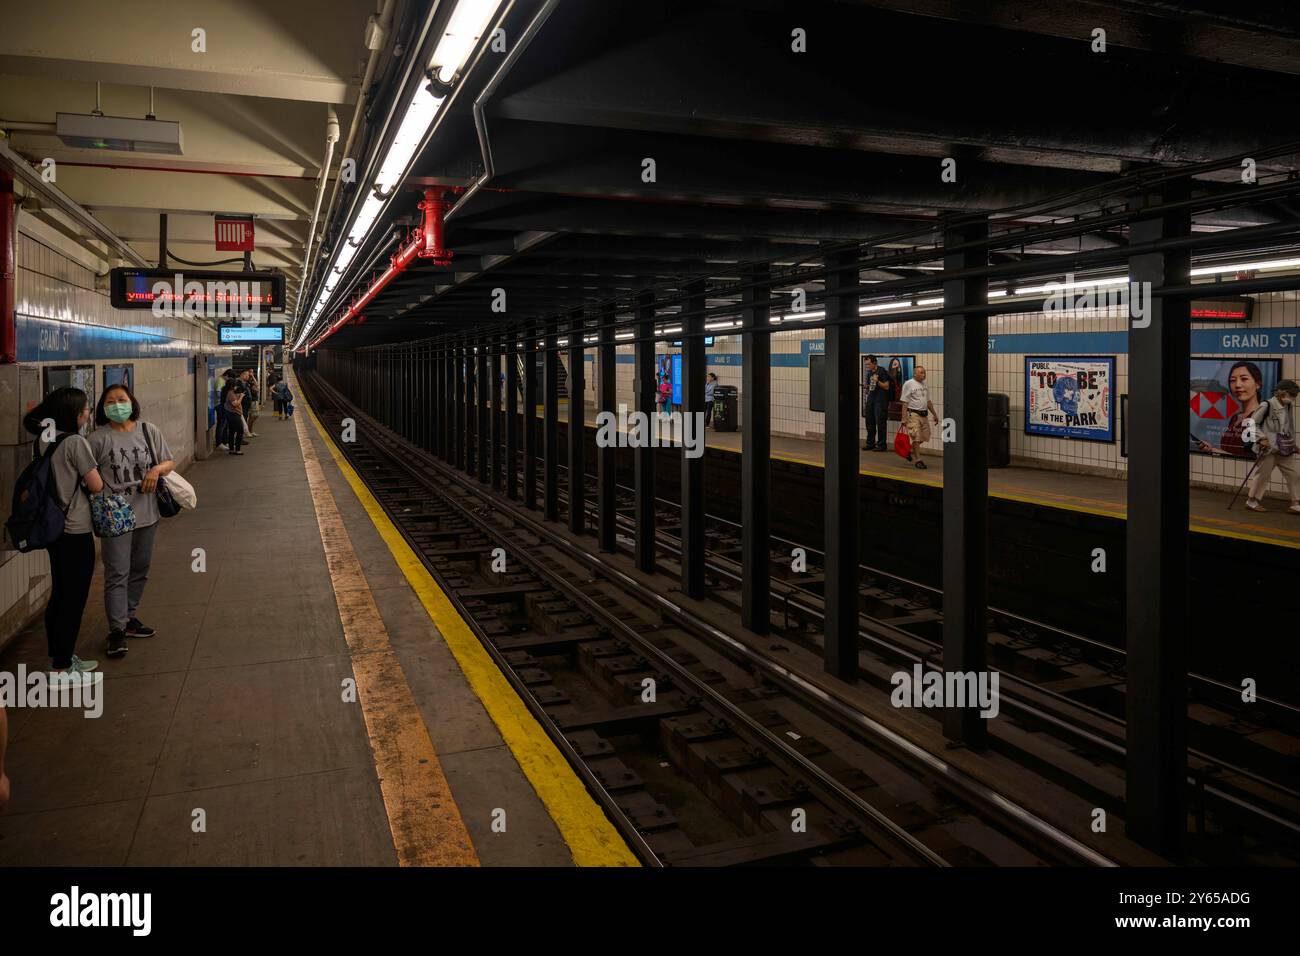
[88,384,175,659]
[22,388,106,678]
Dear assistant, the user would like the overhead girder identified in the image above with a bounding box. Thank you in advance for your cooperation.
[492,1,1300,170]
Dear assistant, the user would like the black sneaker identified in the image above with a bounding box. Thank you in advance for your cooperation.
[106,629,128,657]
[126,618,156,638]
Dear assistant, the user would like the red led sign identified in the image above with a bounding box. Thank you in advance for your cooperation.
[1190,297,1253,322]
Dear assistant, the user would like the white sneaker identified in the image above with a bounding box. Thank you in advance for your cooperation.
[51,669,101,687]
[1245,498,1265,512]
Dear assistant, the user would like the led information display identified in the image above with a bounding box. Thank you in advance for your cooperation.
[218,323,285,344]
[110,268,286,313]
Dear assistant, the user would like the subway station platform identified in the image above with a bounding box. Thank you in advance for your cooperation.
[553,402,1300,551]
[0,387,635,867]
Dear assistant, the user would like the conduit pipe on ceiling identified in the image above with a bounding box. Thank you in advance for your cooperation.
[302,0,397,306]
[296,106,340,313]
[308,187,452,349]
[445,0,562,223]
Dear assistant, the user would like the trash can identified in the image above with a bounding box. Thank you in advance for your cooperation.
[713,385,738,431]
[988,393,1010,468]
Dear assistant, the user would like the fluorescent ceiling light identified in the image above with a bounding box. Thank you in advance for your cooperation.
[1015,275,1128,296]
[1191,256,1300,276]
[374,85,444,192]
[430,0,502,84]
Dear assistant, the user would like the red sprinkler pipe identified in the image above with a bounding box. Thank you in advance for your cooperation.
[309,187,455,350]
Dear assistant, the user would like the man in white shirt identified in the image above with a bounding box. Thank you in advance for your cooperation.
[899,366,939,469]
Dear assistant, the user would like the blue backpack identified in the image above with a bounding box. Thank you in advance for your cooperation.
[6,434,76,552]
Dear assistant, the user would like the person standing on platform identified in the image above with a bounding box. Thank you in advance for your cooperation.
[861,355,891,451]
[216,369,238,450]
[90,385,174,658]
[22,387,106,680]
[704,372,718,427]
[240,370,260,438]
[224,384,248,453]
[271,378,290,419]
[1246,379,1300,513]
[900,365,939,470]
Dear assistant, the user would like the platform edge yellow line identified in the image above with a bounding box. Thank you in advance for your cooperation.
[303,404,640,868]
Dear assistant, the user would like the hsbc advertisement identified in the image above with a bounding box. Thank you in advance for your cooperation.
[1189,358,1282,458]
[1025,357,1114,442]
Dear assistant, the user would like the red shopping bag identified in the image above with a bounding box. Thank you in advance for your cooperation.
[893,429,912,460]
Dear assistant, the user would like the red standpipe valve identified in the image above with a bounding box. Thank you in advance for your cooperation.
[417,187,455,266]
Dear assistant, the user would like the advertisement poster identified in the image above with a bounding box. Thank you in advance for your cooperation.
[1189,357,1281,458]
[861,354,914,396]
[1025,356,1114,442]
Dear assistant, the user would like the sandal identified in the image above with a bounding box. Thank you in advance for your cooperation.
[914,459,928,470]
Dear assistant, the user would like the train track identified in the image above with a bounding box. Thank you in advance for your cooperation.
[300,371,1117,867]
[566,469,1300,864]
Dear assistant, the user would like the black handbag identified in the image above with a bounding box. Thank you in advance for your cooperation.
[143,423,181,518]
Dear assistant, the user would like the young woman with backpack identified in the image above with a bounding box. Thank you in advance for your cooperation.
[21,388,106,681]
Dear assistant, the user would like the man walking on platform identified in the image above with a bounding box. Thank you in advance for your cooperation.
[900,365,940,469]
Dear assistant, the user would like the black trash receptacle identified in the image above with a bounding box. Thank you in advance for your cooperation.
[713,385,738,431]
[988,392,1011,468]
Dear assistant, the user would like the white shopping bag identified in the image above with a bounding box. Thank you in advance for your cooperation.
[163,470,198,510]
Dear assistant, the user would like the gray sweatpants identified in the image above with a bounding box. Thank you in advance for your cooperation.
[101,521,159,632]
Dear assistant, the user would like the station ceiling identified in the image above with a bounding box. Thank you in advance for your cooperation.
[3,1,1300,345]
[318,0,1300,349]
[0,0,383,306]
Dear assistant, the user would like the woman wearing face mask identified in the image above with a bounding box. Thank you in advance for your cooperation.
[89,385,175,658]
[21,388,106,681]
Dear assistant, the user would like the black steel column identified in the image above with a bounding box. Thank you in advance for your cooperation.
[634,292,656,573]
[1126,185,1191,857]
[477,340,489,483]
[440,343,451,462]
[596,307,617,552]
[490,337,503,491]
[567,311,586,535]
[544,317,560,521]
[942,218,990,747]
[823,250,860,680]
[680,279,706,598]
[523,324,539,509]
[506,330,519,499]
[454,339,465,470]
[741,261,771,633]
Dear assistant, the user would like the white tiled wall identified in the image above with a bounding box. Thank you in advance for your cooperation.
[589,293,1299,498]
[1,222,219,647]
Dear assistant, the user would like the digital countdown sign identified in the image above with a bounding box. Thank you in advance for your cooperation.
[218,323,285,344]
[110,268,286,313]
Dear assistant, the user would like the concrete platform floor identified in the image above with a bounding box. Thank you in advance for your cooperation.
[0,402,587,866]
[548,400,1300,550]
